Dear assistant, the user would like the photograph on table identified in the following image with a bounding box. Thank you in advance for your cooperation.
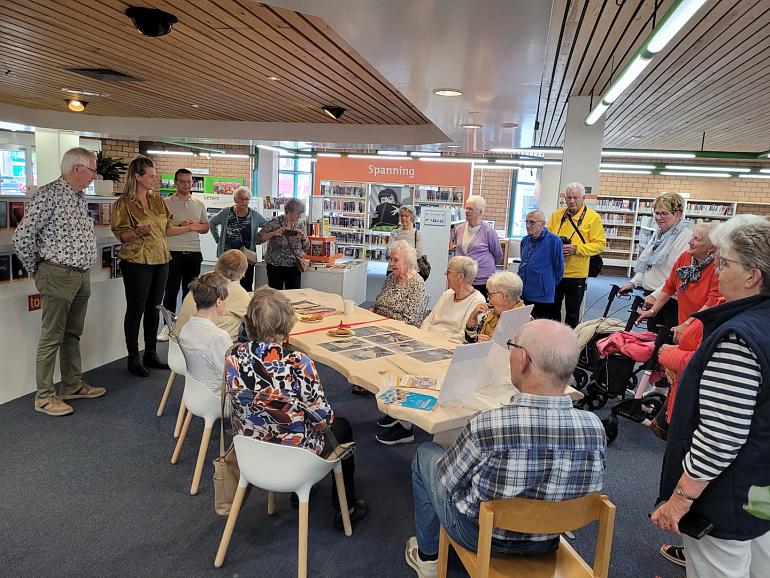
[339,345,395,362]
[381,340,434,355]
[318,338,369,353]
[354,325,393,337]
[383,375,443,391]
[407,348,454,363]
[369,184,413,230]
[291,300,337,316]
[363,331,416,346]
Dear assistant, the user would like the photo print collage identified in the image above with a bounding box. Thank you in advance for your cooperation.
[318,325,454,363]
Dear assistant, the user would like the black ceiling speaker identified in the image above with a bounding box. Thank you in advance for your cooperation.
[322,106,346,120]
[125,7,178,37]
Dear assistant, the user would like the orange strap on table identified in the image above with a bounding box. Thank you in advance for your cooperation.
[289,316,389,337]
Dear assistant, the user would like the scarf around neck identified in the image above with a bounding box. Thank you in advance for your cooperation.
[634,220,690,275]
[675,253,714,293]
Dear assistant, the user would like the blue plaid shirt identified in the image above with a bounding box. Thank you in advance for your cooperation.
[438,392,606,542]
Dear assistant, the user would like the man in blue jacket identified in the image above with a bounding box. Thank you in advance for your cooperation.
[518,210,564,319]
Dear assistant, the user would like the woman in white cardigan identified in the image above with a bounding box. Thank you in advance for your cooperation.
[420,256,485,339]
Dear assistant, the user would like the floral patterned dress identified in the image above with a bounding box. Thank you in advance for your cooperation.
[226,341,333,455]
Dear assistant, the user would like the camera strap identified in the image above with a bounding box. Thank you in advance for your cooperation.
[560,206,587,244]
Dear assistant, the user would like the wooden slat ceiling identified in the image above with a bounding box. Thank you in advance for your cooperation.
[0,0,428,126]
[535,0,770,152]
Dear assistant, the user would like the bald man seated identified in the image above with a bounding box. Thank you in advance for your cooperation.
[405,319,606,577]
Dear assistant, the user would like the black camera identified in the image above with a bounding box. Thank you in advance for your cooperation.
[559,236,571,244]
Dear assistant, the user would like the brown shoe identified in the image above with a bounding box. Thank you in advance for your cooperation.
[35,395,74,416]
[60,382,106,400]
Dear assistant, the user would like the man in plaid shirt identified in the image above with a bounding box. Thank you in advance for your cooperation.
[405,319,606,578]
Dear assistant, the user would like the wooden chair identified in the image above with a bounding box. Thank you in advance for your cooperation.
[214,435,354,577]
[438,493,616,578]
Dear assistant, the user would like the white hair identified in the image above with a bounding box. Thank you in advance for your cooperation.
[60,147,95,175]
[447,256,478,283]
[486,271,523,303]
[466,195,487,213]
[711,215,770,292]
[517,319,579,385]
[233,186,252,201]
[389,239,418,273]
[565,182,586,197]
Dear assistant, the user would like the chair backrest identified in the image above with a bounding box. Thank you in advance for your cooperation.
[507,238,521,259]
[477,493,616,578]
[183,373,222,425]
[233,434,338,494]
[168,337,187,376]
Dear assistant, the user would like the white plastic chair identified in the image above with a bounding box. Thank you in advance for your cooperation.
[156,305,188,439]
[214,435,353,576]
[170,373,222,495]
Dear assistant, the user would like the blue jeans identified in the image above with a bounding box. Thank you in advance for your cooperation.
[411,442,559,556]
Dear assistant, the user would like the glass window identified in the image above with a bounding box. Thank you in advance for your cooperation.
[297,158,313,173]
[0,148,28,195]
[279,157,295,171]
[296,173,312,203]
[509,168,539,237]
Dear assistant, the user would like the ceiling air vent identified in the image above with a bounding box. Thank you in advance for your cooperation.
[66,68,140,82]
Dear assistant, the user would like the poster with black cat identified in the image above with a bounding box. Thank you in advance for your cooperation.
[369,184,413,230]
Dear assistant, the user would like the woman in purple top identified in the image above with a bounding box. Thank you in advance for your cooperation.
[450,195,503,298]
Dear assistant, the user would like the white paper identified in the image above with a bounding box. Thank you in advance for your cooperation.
[438,341,494,403]
[490,305,534,348]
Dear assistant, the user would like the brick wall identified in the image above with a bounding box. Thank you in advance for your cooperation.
[472,167,512,231]
[100,139,139,194]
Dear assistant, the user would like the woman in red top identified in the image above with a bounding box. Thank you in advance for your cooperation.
[636,223,719,343]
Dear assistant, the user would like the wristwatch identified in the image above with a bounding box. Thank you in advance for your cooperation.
[674,485,696,501]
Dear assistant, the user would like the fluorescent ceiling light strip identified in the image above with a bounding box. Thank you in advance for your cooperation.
[646,0,708,53]
[347,154,410,160]
[602,150,696,158]
[585,102,609,126]
[146,149,194,156]
[257,144,288,153]
[739,174,770,179]
[419,157,487,164]
[604,55,651,103]
[376,150,408,156]
[211,153,250,159]
[316,153,341,158]
[664,165,750,173]
[659,171,731,178]
[489,148,563,155]
[600,163,656,170]
[479,165,515,170]
[759,168,770,173]
[600,169,652,174]
[410,151,442,157]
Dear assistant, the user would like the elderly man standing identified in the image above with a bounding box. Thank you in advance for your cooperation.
[546,182,606,327]
[518,210,564,319]
[405,319,606,577]
[13,147,105,416]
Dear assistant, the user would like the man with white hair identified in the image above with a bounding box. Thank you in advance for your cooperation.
[405,319,606,577]
[13,147,105,416]
[546,182,606,327]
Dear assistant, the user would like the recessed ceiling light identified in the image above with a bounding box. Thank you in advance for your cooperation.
[500,122,519,128]
[61,88,109,98]
[66,98,87,112]
[461,123,482,129]
[445,144,462,148]
[267,76,280,81]
[191,104,201,108]
[433,88,463,97]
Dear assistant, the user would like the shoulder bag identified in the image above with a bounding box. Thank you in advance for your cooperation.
[414,230,431,281]
[563,208,603,278]
[213,345,241,516]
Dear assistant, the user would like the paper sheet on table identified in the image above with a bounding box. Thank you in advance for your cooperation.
[438,341,511,404]
[490,304,534,347]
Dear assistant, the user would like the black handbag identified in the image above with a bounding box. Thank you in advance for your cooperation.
[414,230,430,280]
[563,208,603,278]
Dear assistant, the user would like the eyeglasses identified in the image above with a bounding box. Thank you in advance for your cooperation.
[487,291,502,299]
[525,220,543,226]
[653,211,672,218]
[716,256,749,271]
[506,340,532,362]
[77,164,97,176]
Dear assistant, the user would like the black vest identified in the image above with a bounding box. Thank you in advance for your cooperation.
[659,293,770,540]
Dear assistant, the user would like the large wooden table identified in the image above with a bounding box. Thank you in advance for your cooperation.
[285,288,581,441]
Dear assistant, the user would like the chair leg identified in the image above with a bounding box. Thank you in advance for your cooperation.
[191,425,213,495]
[267,491,276,515]
[171,411,192,464]
[333,470,352,536]
[156,371,175,417]
[437,527,450,578]
[298,501,309,578]
[173,401,186,438]
[214,484,247,568]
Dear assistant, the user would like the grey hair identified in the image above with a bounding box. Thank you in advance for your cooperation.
[654,192,685,214]
[692,221,716,244]
[188,272,229,310]
[60,147,96,175]
[565,182,586,197]
[245,286,296,341]
[517,319,579,385]
[233,186,252,201]
[447,256,478,283]
[711,215,770,292]
[399,205,417,222]
[215,249,249,281]
[526,209,545,222]
[466,195,486,213]
[285,198,306,214]
[389,239,418,273]
[486,271,523,303]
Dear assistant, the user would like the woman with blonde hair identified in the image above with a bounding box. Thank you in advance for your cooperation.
[465,271,526,342]
[111,156,202,377]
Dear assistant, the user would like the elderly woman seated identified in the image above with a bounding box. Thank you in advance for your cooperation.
[372,239,429,327]
[178,272,233,395]
[465,271,526,342]
[175,249,251,340]
[420,256,485,339]
[226,286,367,527]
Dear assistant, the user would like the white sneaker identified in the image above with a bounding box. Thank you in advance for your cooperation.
[405,536,438,578]
[157,325,170,342]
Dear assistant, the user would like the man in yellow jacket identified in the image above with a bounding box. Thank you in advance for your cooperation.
[546,182,606,327]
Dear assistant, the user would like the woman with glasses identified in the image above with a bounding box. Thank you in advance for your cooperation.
[465,271,526,343]
[619,192,692,331]
[651,215,770,578]
[450,195,503,297]
[257,198,309,290]
[420,256,485,339]
[372,240,429,327]
[208,186,267,291]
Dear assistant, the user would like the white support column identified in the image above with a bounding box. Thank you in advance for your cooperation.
[257,149,278,197]
[34,128,80,186]
[558,96,605,198]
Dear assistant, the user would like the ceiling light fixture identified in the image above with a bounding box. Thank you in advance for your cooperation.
[210,153,250,159]
[603,55,652,103]
[646,0,708,53]
[66,98,87,112]
[585,102,610,126]
[489,147,563,155]
[419,157,487,164]
[322,105,346,120]
[433,88,463,97]
[759,168,770,173]
[494,159,562,166]
[376,150,408,156]
[659,171,731,178]
[62,88,108,98]
[125,6,178,37]
[601,150,696,159]
[267,76,280,81]
[316,153,341,158]
[348,154,402,160]
[257,144,289,154]
[479,165,516,170]
[739,174,770,179]
[664,165,750,173]
[600,169,653,175]
[600,163,656,170]
[410,152,442,157]
[445,144,462,148]
[460,123,483,129]
[146,149,194,156]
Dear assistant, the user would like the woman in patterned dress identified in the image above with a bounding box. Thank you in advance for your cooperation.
[226,286,367,526]
[372,240,429,327]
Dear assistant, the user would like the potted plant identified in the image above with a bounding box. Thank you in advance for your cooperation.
[94,151,128,195]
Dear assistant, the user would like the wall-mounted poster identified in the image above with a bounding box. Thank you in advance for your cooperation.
[369,183,413,230]
[9,202,25,228]
[213,181,240,195]
[0,201,7,228]
[0,254,11,282]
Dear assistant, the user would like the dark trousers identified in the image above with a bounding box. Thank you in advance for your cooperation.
[120,261,169,356]
[241,263,255,292]
[266,263,301,290]
[550,277,587,328]
[163,251,203,313]
[642,290,679,332]
[524,300,553,320]
[473,283,488,299]
[322,417,356,510]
